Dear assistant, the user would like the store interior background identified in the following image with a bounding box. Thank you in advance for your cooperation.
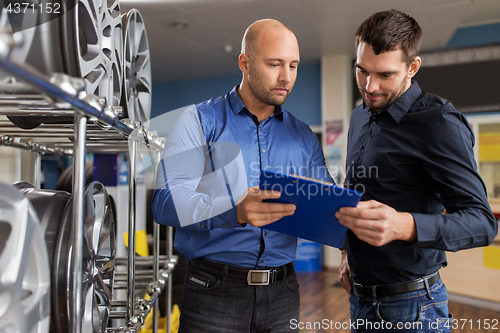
[0,0,499,317]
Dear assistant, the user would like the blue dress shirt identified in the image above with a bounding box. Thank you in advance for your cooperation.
[152,86,333,268]
[345,81,498,285]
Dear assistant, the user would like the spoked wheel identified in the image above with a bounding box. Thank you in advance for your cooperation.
[0,2,36,83]
[122,9,152,125]
[0,0,66,84]
[13,181,72,269]
[0,182,51,333]
[52,181,116,333]
[2,0,70,129]
[62,0,123,107]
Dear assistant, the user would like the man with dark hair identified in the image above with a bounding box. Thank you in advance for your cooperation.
[152,19,332,332]
[336,9,497,332]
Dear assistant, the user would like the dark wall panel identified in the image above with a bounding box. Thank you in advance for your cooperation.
[415,60,500,113]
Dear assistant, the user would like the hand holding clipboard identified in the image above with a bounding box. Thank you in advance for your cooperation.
[259,170,362,248]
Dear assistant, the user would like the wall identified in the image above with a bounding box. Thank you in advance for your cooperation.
[321,54,353,268]
[447,22,500,49]
[0,146,18,184]
[151,63,322,127]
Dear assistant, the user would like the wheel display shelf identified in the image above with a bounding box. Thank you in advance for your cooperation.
[0,28,175,333]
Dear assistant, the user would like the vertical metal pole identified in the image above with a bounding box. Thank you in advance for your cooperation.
[72,112,87,333]
[127,140,137,322]
[14,148,21,182]
[34,151,41,188]
[152,216,160,333]
[152,151,160,333]
[166,226,173,333]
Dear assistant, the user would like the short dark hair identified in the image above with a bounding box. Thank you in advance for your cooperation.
[355,9,423,66]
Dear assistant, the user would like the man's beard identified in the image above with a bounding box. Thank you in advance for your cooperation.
[248,69,290,106]
[359,78,408,112]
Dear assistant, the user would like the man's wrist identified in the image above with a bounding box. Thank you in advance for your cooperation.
[400,212,417,242]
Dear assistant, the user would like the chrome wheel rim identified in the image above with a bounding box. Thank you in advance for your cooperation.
[0,182,50,333]
[122,9,152,124]
[0,1,38,63]
[13,182,72,270]
[0,2,37,83]
[52,181,115,333]
[72,0,123,106]
[82,182,115,333]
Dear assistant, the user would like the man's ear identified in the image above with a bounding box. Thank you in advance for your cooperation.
[238,53,250,73]
[408,56,421,79]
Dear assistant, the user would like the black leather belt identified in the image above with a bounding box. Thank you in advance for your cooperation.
[353,271,440,298]
[190,258,295,285]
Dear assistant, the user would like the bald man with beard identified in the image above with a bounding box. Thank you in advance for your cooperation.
[152,19,334,332]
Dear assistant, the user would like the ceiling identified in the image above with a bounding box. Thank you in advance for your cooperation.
[119,0,500,83]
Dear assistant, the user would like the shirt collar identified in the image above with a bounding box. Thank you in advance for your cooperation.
[364,80,422,124]
[387,80,421,123]
[228,85,284,121]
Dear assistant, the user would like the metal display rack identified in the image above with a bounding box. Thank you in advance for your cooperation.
[0,30,176,333]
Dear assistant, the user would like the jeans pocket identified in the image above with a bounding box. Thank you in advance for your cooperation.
[434,314,452,333]
[376,298,422,328]
[284,273,299,292]
[421,282,451,332]
[185,271,221,291]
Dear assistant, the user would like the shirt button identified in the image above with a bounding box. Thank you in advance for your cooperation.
[262,149,266,153]
[200,224,205,229]
[264,232,267,236]
[259,127,262,130]
[222,223,227,228]
[370,115,376,121]
[260,260,264,264]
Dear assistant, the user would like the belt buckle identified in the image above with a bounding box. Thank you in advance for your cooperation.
[247,269,271,285]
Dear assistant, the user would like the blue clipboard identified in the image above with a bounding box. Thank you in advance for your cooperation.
[259,170,362,248]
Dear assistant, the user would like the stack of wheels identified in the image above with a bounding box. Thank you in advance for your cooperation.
[13,181,116,333]
[0,182,51,333]
[0,2,154,128]
[1,0,124,129]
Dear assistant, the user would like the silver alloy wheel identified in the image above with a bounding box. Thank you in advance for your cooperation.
[63,0,123,107]
[0,4,36,62]
[0,0,66,82]
[52,181,116,333]
[122,9,152,124]
[2,0,69,129]
[0,182,51,333]
[0,1,37,85]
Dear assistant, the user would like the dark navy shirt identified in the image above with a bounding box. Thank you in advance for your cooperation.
[152,86,333,267]
[345,81,497,285]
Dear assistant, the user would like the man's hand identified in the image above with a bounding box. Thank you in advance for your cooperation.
[335,200,417,246]
[338,249,351,294]
[237,186,296,227]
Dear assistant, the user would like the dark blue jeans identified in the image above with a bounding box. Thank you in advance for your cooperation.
[178,263,300,333]
[349,279,452,332]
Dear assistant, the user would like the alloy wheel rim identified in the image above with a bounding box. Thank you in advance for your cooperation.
[0,182,51,333]
[122,9,152,124]
[74,0,123,106]
[52,181,116,333]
